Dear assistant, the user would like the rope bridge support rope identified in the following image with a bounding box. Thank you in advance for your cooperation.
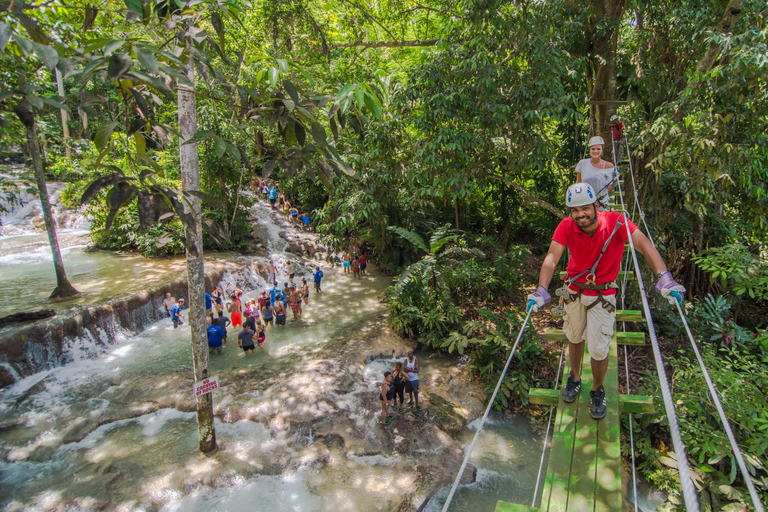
[440,310,533,512]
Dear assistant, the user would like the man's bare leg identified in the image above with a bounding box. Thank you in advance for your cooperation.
[569,341,585,381]
[591,356,609,391]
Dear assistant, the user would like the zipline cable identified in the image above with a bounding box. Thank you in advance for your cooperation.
[440,310,533,512]
[674,301,766,512]
[531,341,567,508]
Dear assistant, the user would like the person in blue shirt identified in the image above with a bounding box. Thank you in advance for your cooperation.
[170,298,185,328]
[207,323,225,354]
[269,285,281,304]
[205,292,212,318]
[314,268,323,293]
[268,187,278,209]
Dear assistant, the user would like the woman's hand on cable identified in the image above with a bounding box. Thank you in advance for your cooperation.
[655,272,686,305]
[526,286,552,313]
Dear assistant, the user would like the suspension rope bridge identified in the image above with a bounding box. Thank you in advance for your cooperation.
[438,117,765,512]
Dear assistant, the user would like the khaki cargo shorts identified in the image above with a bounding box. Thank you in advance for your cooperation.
[563,293,616,361]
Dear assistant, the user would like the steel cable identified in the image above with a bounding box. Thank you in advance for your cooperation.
[531,341,567,508]
[440,310,533,512]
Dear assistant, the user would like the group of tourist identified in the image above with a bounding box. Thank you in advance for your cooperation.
[340,250,367,278]
[251,179,314,230]
[378,351,422,425]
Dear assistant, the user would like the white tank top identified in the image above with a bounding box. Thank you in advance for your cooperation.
[576,158,613,198]
[405,358,418,381]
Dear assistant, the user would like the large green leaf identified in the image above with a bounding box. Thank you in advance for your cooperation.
[94,121,118,151]
[181,128,213,145]
[108,53,133,81]
[0,22,10,52]
[134,47,159,73]
[388,226,429,253]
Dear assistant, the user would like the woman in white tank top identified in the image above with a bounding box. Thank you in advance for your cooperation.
[576,136,615,210]
[404,351,421,411]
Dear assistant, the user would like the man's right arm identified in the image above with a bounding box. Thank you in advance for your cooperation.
[539,240,566,290]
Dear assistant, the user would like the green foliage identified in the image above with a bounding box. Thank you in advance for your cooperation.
[629,309,768,507]
[465,308,551,409]
[692,244,768,303]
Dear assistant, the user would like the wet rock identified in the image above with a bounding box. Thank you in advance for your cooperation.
[320,433,346,453]
[288,242,302,255]
[460,463,478,484]
[425,394,468,437]
[26,444,57,463]
[0,366,15,387]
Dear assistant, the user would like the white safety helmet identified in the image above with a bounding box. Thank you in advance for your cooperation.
[566,183,598,208]
[588,136,605,148]
[610,115,619,121]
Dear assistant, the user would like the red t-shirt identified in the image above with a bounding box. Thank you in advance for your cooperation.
[611,122,624,140]
[552,211,637,296]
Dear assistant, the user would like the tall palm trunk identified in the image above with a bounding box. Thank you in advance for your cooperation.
[178,42,216,453]
[13,104,79,299]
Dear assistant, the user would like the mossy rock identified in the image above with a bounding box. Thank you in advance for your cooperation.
[427,393,468,437]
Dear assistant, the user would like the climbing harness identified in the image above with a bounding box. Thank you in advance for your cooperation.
[554,213,626,313]
[440,310,533,512]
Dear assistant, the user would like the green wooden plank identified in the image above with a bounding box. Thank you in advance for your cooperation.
[594,336,623,512]
[540,346,580,512]
[530,388,560,406]
[558,271,635,281]
[495,501,538,512]
[545,329,568,342]
[615,310,643,322]
[565,346,598,512]
[546,330,644,345]
[619,394,654,414]
[616,332,645,345]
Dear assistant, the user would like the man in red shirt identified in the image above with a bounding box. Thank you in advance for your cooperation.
[527,183,684,419]
[609,114,625,166]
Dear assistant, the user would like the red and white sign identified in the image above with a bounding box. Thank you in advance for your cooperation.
[194,376,219,397]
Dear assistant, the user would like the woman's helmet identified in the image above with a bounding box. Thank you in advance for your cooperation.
[610,115,619,121]
[588,136,605,147]
[566,183,597,208]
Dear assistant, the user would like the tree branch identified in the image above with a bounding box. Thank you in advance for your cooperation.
[489,175,564,220]
[695,0,744,74]
[328,39,440,50]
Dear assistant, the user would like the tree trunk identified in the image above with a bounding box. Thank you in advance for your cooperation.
[55,69,71,159]
[13,105,79,299]
[586,0,625,163]
[178,44,216,454]
[454,197,460,231]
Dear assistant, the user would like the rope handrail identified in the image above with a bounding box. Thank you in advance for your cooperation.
[440,310,533,512]
[619,207,700,512]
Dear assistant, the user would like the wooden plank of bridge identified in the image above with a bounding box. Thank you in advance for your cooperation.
[594,335,623,512]
[562,347,597,512]
[539,349,581,512]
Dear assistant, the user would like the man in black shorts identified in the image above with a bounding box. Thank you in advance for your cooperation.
[238,326,257,354]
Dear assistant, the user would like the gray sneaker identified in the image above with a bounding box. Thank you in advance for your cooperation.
[590,386,607,419]
[562,372,581,403]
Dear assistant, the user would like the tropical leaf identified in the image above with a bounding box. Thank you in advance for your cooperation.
[387,226,428,253]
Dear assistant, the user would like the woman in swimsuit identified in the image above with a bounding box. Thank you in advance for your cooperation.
[379,372,394,425]
[360,253,367,275]
[255,323,266,351]
[262,299,274,327]
[391,362,410,412]
[212,287,224,313]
